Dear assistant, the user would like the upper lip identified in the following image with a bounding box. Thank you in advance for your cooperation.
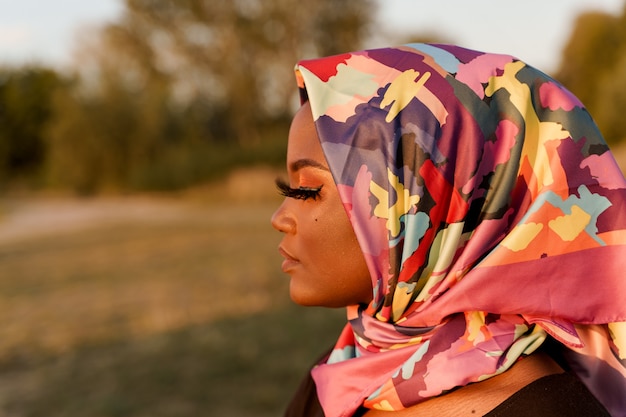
[278,246,298,261]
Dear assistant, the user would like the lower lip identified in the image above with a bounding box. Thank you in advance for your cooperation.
[281,258,300,272]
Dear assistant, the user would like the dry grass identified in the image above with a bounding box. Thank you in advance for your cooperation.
[0,169,345,417]
[0,200,280,357]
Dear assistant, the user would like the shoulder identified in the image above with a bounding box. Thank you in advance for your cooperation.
[485,371,611,417]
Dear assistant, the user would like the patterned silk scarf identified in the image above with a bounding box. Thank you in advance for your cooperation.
[294,44,626,417]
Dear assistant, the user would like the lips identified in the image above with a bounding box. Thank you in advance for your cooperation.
[278,246,300,272]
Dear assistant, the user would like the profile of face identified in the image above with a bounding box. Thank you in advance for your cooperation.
[271,102,372,308]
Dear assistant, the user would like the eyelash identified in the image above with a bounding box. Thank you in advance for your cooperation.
[275,178,323,201]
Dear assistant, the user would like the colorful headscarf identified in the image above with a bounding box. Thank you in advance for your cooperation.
[294,44,626,417]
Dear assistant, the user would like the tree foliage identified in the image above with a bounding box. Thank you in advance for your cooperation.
[555,4,626,144]
[0,67,66,187]
[41,0,375,193]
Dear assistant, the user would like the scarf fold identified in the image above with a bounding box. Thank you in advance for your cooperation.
[295,44,626,417]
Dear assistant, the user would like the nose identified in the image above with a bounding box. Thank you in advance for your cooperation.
[271,201,296,234]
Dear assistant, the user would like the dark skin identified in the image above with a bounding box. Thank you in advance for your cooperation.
[271,102,372,308]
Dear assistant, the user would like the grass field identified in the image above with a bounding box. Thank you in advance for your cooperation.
[0,172,346,417]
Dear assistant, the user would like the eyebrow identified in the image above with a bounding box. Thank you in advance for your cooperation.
[289,158,330,173]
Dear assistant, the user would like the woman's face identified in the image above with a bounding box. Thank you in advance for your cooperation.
[271,102,373,308]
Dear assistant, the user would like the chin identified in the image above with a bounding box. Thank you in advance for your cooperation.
[289,290,324,307]
[289,286,335,308]
[289,289,354,309]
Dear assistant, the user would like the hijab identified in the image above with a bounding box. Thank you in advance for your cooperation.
[294,44,626,417]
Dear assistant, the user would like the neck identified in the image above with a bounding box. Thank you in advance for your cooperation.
[363,352,563,416]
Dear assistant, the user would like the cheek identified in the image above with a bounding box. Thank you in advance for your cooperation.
[302,215,341,258]
[305,205,366,273]
[314,206,353,250]
[293,201,372,306]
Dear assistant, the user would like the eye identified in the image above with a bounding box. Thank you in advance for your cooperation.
[275,178,322,201]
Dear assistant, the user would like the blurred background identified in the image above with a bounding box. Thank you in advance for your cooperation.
[0,0,625,415]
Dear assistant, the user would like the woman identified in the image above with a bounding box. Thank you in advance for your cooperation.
[271,44,626,416]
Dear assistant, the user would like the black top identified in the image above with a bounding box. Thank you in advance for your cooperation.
[284,359,610,417]
[484,372,610,417]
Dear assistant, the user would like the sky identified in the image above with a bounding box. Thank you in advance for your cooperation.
[0,0,624,73]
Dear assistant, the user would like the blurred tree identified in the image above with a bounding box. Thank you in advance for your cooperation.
[108,0,374,144]
[556,4,626,144]
[45,28,182,193]
[0,67,65,186]
[45,0,375,192]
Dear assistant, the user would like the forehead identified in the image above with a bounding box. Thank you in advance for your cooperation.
[287,102,328,168]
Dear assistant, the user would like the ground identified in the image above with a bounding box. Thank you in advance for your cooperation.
[0,167,345,417]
